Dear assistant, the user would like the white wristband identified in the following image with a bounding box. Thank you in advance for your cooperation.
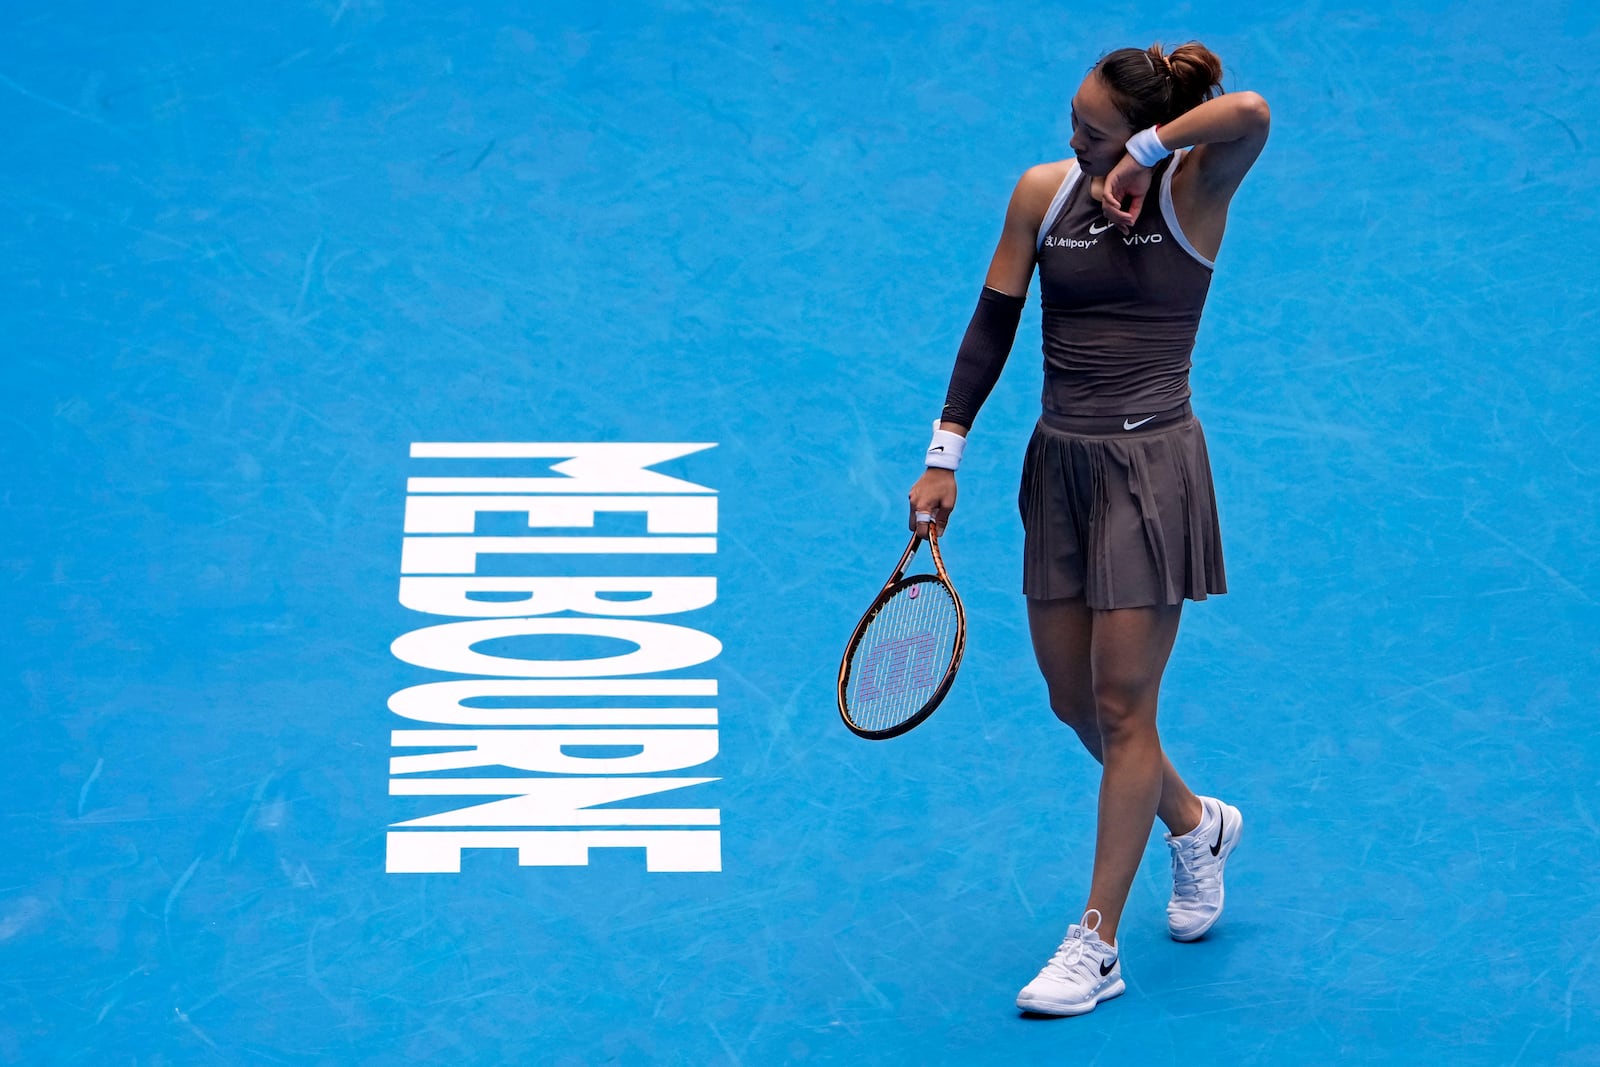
[1124,125,1170,168]
[925,422,966,471]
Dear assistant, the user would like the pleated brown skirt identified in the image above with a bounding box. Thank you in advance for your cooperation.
[1018,404,1227,609]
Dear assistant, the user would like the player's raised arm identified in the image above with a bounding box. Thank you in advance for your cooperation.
[1097,45,1269,236]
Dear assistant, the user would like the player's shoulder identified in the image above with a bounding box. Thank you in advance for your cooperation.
[1010,160,1077,216]
[1019,159,1076,187]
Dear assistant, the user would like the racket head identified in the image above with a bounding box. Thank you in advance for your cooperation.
[837,570,966,740]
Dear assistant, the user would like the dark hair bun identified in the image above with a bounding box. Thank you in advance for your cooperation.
[1096,41,1224,128]
[1158,42,1224,116]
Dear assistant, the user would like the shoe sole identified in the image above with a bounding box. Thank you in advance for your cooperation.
[1169,803,1243,943]
[1016,977,1126,1016]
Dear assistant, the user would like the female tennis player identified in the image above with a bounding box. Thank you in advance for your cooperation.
[906,42,1270,1016]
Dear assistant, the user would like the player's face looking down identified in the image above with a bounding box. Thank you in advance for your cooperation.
[1068,74,1133,177]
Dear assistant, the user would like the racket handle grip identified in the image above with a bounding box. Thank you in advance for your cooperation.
[914,511,934,524]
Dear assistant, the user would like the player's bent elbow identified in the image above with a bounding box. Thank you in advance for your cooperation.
[1234,92,1271,135]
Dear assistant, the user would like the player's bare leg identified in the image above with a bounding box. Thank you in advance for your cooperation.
[1027,597,1202,839]
[1078,603,1184,945]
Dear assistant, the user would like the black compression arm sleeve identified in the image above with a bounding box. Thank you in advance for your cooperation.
[940,286,1026,428]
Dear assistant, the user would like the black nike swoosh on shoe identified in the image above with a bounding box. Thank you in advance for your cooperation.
[1099,957,1117,977]
[1210,813,1226,857]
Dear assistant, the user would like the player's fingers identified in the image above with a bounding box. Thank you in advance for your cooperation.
[1111,194,1143,234]
[1101,184,1124,221]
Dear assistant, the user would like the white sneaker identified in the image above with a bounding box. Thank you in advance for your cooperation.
[1015,909,1125,1016]
[1166,795,1243,942]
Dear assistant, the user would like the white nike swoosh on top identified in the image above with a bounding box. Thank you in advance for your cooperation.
[1088,221,1114,235]
[1123,415,1157,430]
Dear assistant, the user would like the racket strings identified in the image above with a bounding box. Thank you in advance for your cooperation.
[844,578,960,733]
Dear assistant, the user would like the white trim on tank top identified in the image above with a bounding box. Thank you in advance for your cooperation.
[1036,153,1214,268]
[1035,162,1082,251]
[1159,149,1215,270]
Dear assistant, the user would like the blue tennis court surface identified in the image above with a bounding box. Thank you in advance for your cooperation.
[4,2,1598,1063]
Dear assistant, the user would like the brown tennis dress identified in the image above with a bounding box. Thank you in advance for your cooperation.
[1020,151,1226,608]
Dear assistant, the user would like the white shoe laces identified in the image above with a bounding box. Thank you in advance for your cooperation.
[1170,828,1222,904]
[1043,909,1109,977]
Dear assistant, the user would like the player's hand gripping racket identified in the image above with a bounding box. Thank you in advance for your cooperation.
[837,512,967,740]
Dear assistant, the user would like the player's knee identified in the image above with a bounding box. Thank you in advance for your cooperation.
[1091,680,1155,744]
[1043,681,1094,729]
[1047,687,1096,733]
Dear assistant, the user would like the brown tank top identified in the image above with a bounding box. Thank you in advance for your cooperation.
[1034,152,1215,416]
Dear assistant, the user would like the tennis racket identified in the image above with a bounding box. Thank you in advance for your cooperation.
[837,511,967,740]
